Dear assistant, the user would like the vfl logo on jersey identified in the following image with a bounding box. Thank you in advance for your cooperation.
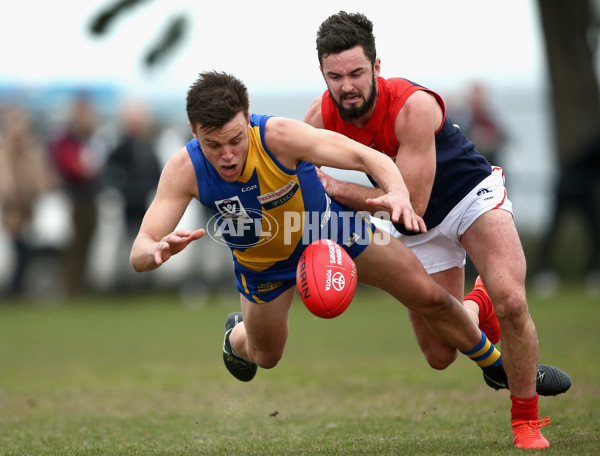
[214,196,250,221]
[257,180,299,210]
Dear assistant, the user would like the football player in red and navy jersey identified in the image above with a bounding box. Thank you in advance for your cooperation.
[304,11,571,449]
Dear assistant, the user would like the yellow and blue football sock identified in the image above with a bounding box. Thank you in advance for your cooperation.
[461,330,503,368]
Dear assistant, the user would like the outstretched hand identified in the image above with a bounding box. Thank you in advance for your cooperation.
[366,191,427,233]
[154,228,205,266]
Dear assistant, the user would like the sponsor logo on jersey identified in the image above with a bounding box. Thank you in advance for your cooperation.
[241,184,257,192]
[257,181,299,210]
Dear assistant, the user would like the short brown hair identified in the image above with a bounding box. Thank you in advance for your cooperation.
[186,71,249,132]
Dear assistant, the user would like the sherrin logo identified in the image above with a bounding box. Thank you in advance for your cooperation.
[297,254,310,300]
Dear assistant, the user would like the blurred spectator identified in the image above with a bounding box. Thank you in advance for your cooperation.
[453,82,507,168]
[533,135,600,295]
[0,105,58,296]
[103,100,162,292]
[48,95,106,297]
[447,82,508,282]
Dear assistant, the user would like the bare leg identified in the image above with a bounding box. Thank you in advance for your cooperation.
[462,209,538,398]
[354,229,482,352]
[407,266,483,369]
[229,287,296,369]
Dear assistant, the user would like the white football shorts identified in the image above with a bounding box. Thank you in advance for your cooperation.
[371,166,513,274]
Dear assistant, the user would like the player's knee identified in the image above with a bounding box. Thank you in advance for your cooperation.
[417,332,459,370]
[493,287,528,321]
[252,350,282,369]
[425,351,457,370]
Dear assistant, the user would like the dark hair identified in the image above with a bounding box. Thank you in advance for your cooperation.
[186,71,249,132]
[316,11,376,65]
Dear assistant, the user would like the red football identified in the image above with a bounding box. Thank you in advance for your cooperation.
[296,239,358,319]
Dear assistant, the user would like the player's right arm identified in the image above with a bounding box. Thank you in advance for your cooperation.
[130,148,205,272]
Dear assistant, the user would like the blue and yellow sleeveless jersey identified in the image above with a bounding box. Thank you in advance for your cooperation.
[186,113,372,303]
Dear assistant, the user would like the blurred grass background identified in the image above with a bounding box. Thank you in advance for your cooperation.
[0,285,598,455]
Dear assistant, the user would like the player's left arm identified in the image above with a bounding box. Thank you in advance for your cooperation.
[394,90,441,217]
[265,117,425,232]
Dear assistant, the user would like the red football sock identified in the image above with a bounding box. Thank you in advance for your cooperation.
[464,288,493,322]
[511,393,539,423]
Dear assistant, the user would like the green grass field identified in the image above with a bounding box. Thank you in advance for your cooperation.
[1,285,598,455]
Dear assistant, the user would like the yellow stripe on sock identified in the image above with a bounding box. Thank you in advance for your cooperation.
[464,338,502,367]
[477,348,502,367]
[468,338,492,359]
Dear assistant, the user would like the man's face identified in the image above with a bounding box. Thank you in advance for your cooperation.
[320,46,380,121]
[191,111,250,182]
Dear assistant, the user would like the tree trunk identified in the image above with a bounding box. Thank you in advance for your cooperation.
[537,0,600,166]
